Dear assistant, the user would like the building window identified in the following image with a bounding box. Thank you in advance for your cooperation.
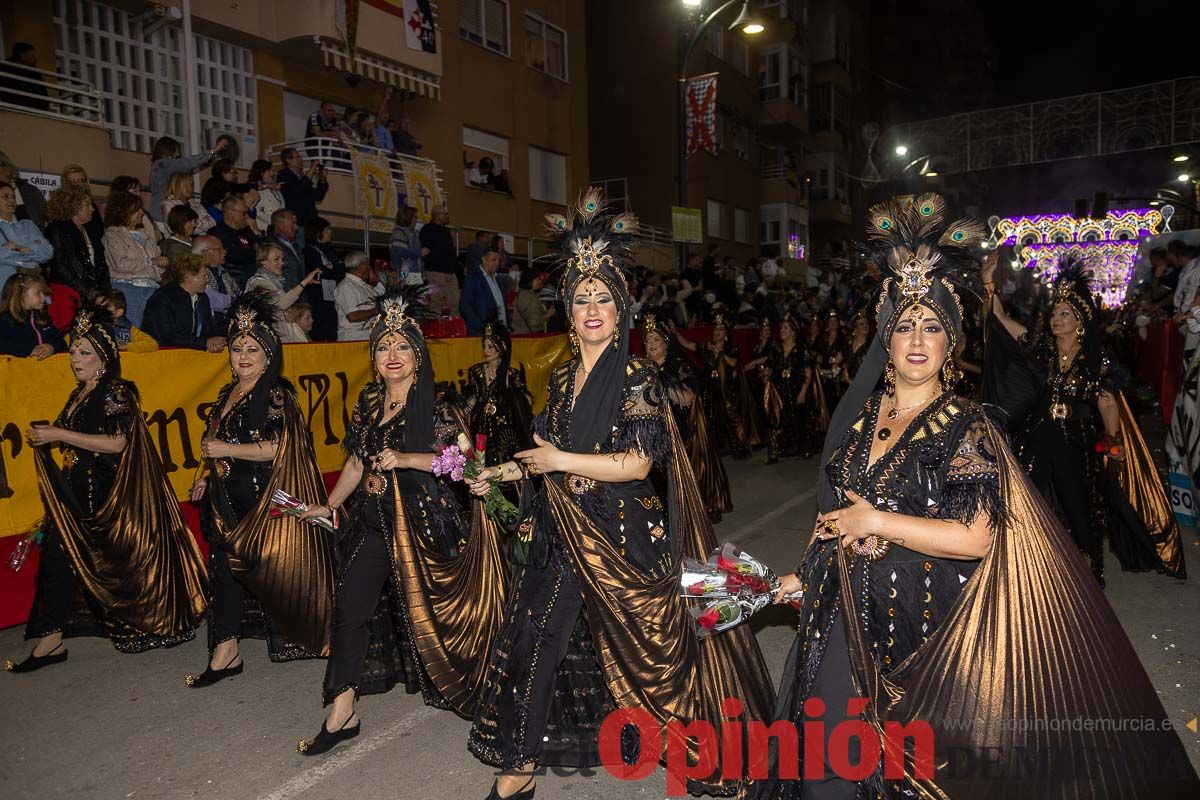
[53,0,255,154]
[704,26,723,59]
[734,208,750,243]
[812,82,849,133]
[759,44,804,107]
[733,125,750,160]
[761,203,807,259]
[528,146,566,205]
[706,199,725,239]
[461,0,510,56]
[463,125,510,188]
[524,13,567,80]
[732,38,750,75]
[714,113,727,154]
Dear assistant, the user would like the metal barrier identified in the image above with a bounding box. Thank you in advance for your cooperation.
[264,137,444,194]
[0,63,103,126]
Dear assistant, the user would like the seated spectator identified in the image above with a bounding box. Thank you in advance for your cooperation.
[335,251,383,341]
[393,117,422,156]
[0,43,49,112]
[245,242,320,326]
[200,159,257,226]
[162,172,214,235]
[44,182,108,300]
[249,159,285,235]
[459,248,506,335]
[0,180,53,290]
[0,151,48,229]
[141,253,225,352]
[0,272,65,359]
[109,175,160,242]
[149,135,222,223]
[302,217,343,342]
[60,164,105,243]
[389,206,423,284]
[277,147,329,226]
[93,288,158,352]
[268,208,304,289]
[161,204,199,263]
[190,234,239,329]
[478,156,512,195]
[211,195,259,286]
[101,191,166,327]
[511,268,555,334]
[279,300,313,344]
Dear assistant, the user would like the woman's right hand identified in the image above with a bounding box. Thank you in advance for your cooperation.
[300,504,333,520]
[465,466,501,497]
[774,572,804,604]
[152,255,169,268]
[30,343,55,361]
[982,252,998,283]
[189,479,207,503]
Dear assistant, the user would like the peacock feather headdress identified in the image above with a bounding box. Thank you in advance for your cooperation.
[545,187,638,327]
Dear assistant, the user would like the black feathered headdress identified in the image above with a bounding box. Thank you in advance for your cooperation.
[1048,254,1098,326]
[70,302,122,382]
[861,192,984,349]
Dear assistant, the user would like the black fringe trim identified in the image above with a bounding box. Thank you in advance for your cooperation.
[938,478,1004,532]
[612,417,671,467]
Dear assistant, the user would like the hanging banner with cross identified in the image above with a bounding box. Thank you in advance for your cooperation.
[685,72,719,158]
[350,146,398,230]
[403,159,443,224]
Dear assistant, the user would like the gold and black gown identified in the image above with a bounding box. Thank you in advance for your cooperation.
[984,320,1184,582]
[469,356,772,792]
[817,331,848,412]
[763,342,811,460]
[698,342,761,459]
[202,380,336,660]
[754,391,1199,798]
[25,379,207,651]
[321,386,510,714]
[462,362,533,467]
[659,352,732,522]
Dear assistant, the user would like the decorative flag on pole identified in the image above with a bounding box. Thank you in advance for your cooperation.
[685,72,719,158]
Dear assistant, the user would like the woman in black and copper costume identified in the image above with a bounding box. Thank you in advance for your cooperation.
[466,190,772,800]
[675,311,761,459]
[753,194,1198,799]
[983,255,1184,584]
[296,288,508,755]
[462,316,533,467]
[9,304,207,672]
[185,291,336,686]
[642,310,732,521]
[760,313,814,463]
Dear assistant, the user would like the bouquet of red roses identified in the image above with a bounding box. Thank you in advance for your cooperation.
[432,433,519,527]
[680,542,803,637]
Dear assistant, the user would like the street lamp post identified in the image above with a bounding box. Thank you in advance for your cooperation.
[676,0,762,267]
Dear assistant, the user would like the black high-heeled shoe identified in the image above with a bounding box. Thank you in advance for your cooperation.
[5,644,68,673]
[297,714,361,756]
[484,776,535,800]
[185,655,243,687]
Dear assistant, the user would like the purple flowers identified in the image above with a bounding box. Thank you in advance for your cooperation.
[431,445,468,482]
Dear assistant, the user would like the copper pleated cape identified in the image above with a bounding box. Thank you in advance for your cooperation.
[548,412,775,793]
[687,397,733,516]
[1113,393,1187,578]
[389,488,511,717]
[840,419,1199,798]
[34,399,208,640]
[209,393,336,656]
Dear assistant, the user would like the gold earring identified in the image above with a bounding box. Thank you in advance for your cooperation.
[1075,324,1084,337]
[569,328,579,354]
[941,357,957,388]
[884,359,896,398]
[612,325,620,350]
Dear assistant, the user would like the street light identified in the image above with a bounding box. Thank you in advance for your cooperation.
[895,145,908,156]
[1174,154,1190,162]
[1181,173,1192,182]
[677,1,765,264]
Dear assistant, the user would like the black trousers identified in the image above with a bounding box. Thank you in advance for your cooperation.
[800,614,860,800]
[1028,438,1103,579]
[209,545,246,647]
[323,529,394,701]
[25,524,76,640]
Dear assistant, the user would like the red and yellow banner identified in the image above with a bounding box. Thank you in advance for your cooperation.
[0,336,571,539]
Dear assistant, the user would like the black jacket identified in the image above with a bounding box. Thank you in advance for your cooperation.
[141,282,216,349]
[278,167,329,226]
[0,310,67,357]
[212,222,258,285]
[44,220,109,298]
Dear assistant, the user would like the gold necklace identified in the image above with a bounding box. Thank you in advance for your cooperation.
[879,390,939,441]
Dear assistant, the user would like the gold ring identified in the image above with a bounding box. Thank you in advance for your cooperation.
[527,463,540,476]
[823,520,840,536]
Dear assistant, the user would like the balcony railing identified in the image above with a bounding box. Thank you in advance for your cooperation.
[0,64,103,126]
[265,137,445,197]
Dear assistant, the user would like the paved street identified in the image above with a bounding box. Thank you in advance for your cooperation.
[2,455,1198,800]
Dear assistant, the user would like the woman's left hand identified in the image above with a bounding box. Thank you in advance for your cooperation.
[515,434,563,475]
[24,425,61,446]
[820,490,881,547]
[374,448,407,471]
[201,438,230,459]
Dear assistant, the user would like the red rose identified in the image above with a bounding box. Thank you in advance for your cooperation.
[697,607,721,629]
[475,434,487,454]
